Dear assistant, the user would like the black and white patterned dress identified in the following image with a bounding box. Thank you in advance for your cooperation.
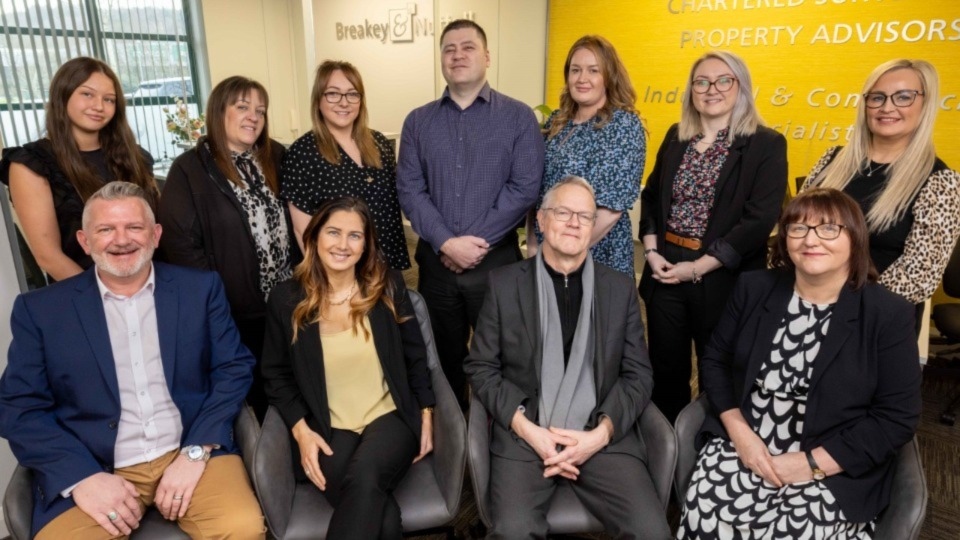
[677,293,876,539]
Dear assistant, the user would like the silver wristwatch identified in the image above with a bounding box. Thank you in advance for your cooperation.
[180,445,211,463]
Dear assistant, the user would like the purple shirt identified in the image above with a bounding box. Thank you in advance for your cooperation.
[397,83,544,251]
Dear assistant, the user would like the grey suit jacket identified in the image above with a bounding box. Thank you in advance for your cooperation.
[464,257,654,461]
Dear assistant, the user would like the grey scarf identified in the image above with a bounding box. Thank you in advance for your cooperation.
[536,251,597,430]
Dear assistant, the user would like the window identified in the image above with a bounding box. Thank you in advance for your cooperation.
[0,0,204,164]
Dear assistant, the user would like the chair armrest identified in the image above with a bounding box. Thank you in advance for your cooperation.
[638,402,677,510]
[467,394,493,528]
[234,403,260,480]
[3,465,33,540]
[252,406,296,539]
[875,438,927,540]
[674,393,709,506]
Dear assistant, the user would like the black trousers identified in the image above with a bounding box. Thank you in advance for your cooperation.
[488,452,672,539]
[318,411,418,540]
[415,233,521,407]
[643,243,728,424]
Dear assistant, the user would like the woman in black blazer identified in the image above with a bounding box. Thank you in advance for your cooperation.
[638,50,787,422]
[261,196,435,540]
[678,188,921,538]
[158,76,301,419]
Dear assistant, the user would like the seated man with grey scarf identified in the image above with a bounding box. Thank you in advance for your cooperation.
[465,176,672,539]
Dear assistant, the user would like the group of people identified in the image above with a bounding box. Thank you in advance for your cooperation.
[0,15,956,540]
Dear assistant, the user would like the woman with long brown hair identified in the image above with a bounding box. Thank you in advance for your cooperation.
[261,196,434,539]
[281,60,410,270]
[0,56,157,281]
[159,75,299,419]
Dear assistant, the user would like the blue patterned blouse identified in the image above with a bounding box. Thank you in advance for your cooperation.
[537,108,646,276]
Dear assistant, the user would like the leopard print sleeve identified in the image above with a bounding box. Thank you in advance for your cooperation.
[800,146,842,192]
[879,168,960,304]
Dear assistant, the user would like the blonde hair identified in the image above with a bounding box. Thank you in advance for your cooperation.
[678,50,762,143]
[811,59,939,232]
[546,35,638,140]
[309,61,382,168]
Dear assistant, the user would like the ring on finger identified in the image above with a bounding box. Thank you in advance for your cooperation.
[172,494,184,501]
[107,510,119,521]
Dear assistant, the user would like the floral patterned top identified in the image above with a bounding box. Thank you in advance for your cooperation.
[281,130,410,270]
[537,108,645,276]
[666,128,731,238]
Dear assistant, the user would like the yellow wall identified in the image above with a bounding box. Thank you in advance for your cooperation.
[547,0,960,190]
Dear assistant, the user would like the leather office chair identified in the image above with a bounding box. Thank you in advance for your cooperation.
[674,394,928,540]
[2,407,261,540]
[251,290,466,539]
[466,394,677,534]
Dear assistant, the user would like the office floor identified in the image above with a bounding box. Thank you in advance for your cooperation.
[403,237,960,539]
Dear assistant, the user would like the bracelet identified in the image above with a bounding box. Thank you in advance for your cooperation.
[644,248,657,256]
[692,267,703,283]
[421,406,434,414]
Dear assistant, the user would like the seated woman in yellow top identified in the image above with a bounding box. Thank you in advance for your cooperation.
[261,196,435,539]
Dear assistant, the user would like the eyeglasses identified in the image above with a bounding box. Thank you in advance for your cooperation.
[322,91,362,104]
[784,223,846,240]
[543,207,597,225]
[691,76,737,94]
[862,90,923,109]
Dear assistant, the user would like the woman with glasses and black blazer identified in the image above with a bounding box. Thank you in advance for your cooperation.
[638,50,788,423]
[281,60,410,271]
[803,59,960,322]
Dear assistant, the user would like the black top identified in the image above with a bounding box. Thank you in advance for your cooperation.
[0,139,153,270]
[843,163,913,275]
[543,257,584,365]
[281,130,411,270]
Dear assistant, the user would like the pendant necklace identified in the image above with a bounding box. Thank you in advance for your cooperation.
[328,281,357,306]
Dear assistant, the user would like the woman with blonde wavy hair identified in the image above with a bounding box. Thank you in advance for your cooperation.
[261,195,434,539]
[528,35,646,276]
[803,59,960,323]
[281,60,410,270]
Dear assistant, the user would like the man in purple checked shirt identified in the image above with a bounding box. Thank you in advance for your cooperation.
[397,19,544,408]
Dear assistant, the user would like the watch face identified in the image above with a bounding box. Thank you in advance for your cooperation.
[188,446,204,460]
[813,470,826,481]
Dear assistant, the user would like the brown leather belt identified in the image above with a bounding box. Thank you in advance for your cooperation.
[665,231,702,250]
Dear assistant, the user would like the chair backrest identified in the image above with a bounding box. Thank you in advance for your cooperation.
[252,406,296,538]
[3,466,32,540]
[673,394,709,506]
[940,236,960,298]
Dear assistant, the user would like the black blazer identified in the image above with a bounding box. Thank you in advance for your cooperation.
[464,258,654,462]
[261,273,435,444]
[638,124,787,313]
[698,269,922,522]
[158,138,301,321]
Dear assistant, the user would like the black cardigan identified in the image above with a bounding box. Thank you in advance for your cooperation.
[698,269,922,522]
[158,139,300,321]
[638,124,788,314]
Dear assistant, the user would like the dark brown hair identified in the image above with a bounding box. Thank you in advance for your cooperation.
[770,187,877,289]
[290,196,405,341]
[440,19,487,49]
[204,76,279,194]
[309,61,381,168]
[547,35,639,139]
[45,57,157,207]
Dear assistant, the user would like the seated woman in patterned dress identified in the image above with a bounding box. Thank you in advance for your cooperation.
[678,188,922,539]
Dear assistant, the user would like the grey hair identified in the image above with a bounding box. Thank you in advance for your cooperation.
[81,181,156,229]
[541,175,597,209]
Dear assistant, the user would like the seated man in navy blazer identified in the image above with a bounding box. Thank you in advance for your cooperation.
[465,176,671,539]
[0,182,265,539]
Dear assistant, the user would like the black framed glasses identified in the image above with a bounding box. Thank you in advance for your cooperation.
[322,91,362,104]
[543,207,597,224]
[785,223,845,240]
[691,76,737,94]
[862,90,923,109]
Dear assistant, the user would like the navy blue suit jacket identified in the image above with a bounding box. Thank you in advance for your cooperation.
[0,262,255,535]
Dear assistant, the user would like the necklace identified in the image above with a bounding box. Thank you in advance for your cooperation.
[327,281,357,306]
[864,161,888,177]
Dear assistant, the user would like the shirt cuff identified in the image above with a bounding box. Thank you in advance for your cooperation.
[61,481,81,499]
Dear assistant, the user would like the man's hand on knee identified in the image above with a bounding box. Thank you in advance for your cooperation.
[156,453,207,520]
[72,472,142,536]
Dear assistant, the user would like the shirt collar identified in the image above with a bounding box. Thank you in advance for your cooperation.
[96,263,156,300]
[542,256,586,281]
[441,81,492,106]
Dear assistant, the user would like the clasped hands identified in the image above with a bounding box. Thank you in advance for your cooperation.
[511,411,613,481]
[72,451,208,535]
[439,236,489,274]
[728,425,814,487]
[646,252,697,284]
